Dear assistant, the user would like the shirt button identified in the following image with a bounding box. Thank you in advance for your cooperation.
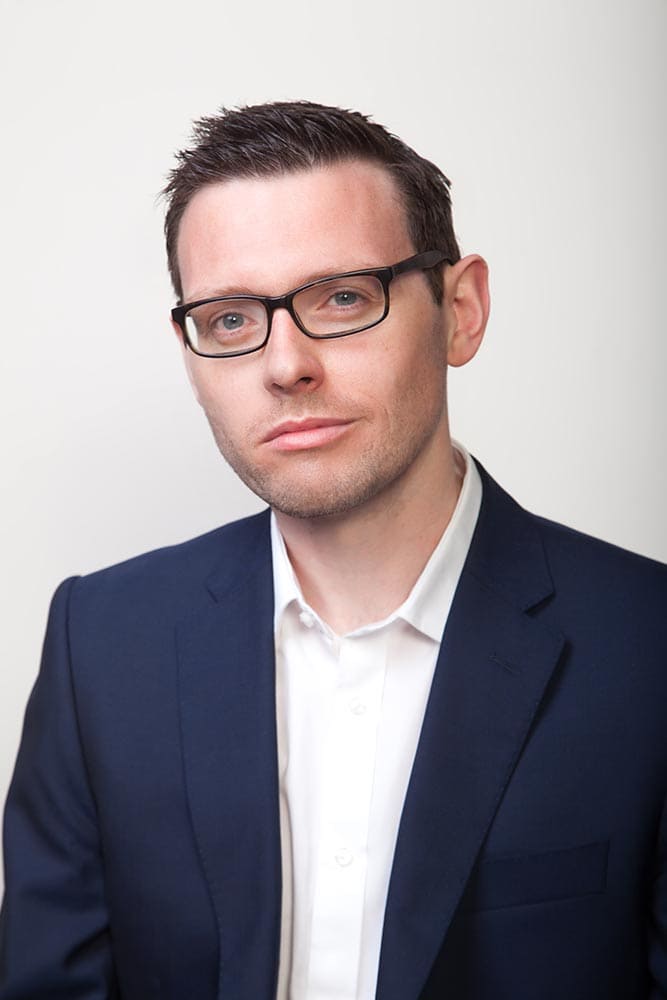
[299,610,315,628]
[334,848,353,867]
[348,697,367,716]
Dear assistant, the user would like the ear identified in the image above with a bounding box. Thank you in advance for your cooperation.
[444,254,490,368]
[171,318,202,405]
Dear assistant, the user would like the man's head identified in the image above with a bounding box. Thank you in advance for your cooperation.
[164,103,488,524]
[163,101,461,305]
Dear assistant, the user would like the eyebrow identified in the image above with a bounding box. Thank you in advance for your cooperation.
[183,261,385,303]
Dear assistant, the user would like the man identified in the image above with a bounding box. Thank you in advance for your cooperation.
[0,101,665,999]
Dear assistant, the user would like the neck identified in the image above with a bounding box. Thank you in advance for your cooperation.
[274,433,465,635]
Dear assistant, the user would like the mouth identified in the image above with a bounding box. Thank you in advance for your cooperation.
[263,417,353,452]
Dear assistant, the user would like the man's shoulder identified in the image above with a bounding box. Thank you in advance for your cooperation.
[533,510,667,616]
[66,509,272,615]
[475,461,667,614]
[533,509,666,576]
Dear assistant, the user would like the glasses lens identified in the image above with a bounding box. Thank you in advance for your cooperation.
[293,274,386,337]
[184,298,268,356]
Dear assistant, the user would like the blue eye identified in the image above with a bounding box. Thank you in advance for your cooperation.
[332,290,359,307]
[221,313,245,330]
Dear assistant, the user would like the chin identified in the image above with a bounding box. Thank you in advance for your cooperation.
[221,433,431,522]
[255,486,364,521]
[251,468,398,521]
[271,498,357,520]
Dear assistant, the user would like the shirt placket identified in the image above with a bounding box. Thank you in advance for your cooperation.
[305,629,388,1000]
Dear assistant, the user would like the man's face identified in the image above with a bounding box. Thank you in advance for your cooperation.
[175,160,451,521]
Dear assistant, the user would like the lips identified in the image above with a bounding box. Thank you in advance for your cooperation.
[263,417,352,452]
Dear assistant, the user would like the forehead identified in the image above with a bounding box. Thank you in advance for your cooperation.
[176,160,414,300]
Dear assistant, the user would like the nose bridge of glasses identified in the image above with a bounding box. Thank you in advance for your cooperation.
[265,289,310,338]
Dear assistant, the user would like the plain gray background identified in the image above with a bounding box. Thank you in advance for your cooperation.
[1,0,666,894]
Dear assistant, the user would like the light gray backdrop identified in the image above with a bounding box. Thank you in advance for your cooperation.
[1,0,665,893]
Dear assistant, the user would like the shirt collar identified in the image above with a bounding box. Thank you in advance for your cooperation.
[271,443,482,642]
[272,515,307,630]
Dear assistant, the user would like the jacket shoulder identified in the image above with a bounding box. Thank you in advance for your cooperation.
[533,511,667,606]
[67,509,272,617]
[473,460,667,621]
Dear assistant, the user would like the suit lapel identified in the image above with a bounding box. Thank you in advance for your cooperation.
[176,512,282,1000]
[376,469,566,1000]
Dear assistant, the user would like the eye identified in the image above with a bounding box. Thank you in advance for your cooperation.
[217,312,246,331]
[330,289,362,307]
[206,301,264,338]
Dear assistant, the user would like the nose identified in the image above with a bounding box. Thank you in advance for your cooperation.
[261,307,325,396]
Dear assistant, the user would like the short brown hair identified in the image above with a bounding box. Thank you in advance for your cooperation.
[163,100,460,303]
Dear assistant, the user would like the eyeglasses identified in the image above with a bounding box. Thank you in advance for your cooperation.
[171,250,451,358]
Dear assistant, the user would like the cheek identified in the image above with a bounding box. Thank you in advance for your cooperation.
[382,327,446,399]
[397,349,447,434]
[182,353,203,406]
[187,366,248,433]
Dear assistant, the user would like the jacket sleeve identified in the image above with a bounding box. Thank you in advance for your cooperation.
[0,578,118,999]
[650,790,667,998]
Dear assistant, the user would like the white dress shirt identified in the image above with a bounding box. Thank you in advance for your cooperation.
[273,446,482,1000]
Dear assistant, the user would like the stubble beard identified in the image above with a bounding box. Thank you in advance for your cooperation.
[203,396,447,522]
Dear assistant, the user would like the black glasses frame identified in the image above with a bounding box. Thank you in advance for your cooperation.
[171,250,452,358]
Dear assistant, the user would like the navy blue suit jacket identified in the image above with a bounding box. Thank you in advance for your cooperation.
[1,464,666,999]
